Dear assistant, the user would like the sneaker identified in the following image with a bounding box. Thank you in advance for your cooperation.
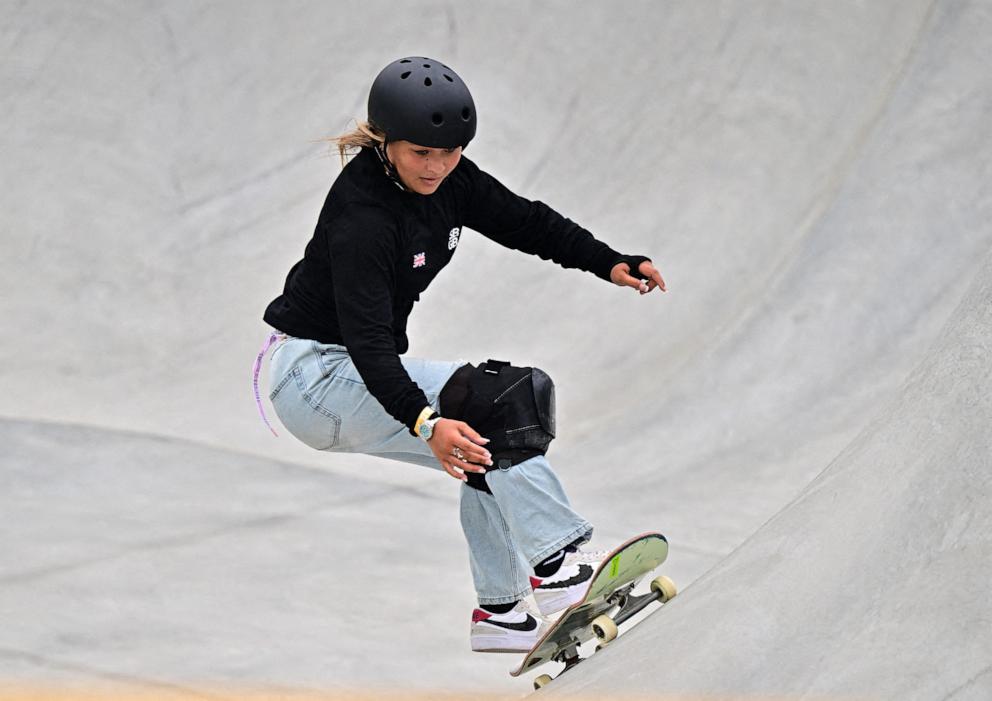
[470,599,549,653]
[530,547,610,617]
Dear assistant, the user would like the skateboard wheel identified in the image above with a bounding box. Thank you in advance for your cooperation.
[651,575,678,602]
[591,614,619,643]
[533,674,553,690]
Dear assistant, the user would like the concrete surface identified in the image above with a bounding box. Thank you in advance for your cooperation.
[546,246,992,700]
[1,0,990,698]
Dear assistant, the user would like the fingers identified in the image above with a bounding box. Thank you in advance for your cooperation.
[431,419,493,480]
[610,260,667,295]
[451,421,492,464]
[442,459,471,482]
[624,262,667,295]
[617,268,643,290]
[458,421,490,447]
[441,451,488,482]
[626,270,652,294]
[644,263,667,293]
[452,440,491,473]
[454,447,490,469]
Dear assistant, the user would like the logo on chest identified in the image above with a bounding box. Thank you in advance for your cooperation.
[448,226,461,251]
[412,252,427,268]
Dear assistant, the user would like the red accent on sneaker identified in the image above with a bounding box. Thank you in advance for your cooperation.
[530,576,543,589]
[472,609,492,624]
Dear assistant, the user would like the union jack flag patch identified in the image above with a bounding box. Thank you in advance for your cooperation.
[413,252,426,268]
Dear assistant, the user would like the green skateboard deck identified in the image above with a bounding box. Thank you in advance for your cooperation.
[510,532,674,684]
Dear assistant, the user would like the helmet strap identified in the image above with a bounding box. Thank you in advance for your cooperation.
[374,141,409,192]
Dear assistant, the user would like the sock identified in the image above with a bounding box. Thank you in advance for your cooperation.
[480,601,518,615]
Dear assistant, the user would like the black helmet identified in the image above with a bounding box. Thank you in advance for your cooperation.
[368,57,476,149]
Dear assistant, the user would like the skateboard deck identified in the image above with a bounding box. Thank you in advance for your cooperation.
[510,532,674,683]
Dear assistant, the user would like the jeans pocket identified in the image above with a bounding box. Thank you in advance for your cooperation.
[269,366,341,451]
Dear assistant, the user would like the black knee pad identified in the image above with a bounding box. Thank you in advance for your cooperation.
[439,360,556,493]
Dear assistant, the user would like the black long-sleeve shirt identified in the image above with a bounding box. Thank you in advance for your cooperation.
[263,147,626,431]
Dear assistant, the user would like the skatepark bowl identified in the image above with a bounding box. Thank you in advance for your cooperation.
[0,693,841,701]
[2,1,990,700]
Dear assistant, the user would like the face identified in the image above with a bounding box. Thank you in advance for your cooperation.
[385,141,462,195]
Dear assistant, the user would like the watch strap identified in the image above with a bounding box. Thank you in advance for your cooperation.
[413,406,439,438]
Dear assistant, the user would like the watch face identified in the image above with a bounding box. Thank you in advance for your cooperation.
[418,422,432,440]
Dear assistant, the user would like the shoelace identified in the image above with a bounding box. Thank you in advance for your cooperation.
[568,548,612,565]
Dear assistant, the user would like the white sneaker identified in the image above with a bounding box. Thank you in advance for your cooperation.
[470,599,549,653]
[530,547,610,617]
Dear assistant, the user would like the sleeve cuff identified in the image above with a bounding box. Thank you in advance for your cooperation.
[592,248,625,281]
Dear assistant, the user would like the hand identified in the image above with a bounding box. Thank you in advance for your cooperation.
[610,259,667,295]
[427,418,494,482]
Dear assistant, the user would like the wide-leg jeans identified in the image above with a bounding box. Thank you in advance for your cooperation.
[266,336,593,605]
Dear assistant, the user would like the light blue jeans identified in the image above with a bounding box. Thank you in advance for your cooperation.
[266,336,593,605]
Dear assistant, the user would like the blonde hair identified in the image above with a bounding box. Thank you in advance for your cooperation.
[327,120,385,166]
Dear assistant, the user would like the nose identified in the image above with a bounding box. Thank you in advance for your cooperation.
[425,157,443,176]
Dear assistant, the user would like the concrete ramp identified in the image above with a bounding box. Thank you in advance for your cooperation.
[541,2,992,697]
[2,0,991,698]
[545,246,992,699]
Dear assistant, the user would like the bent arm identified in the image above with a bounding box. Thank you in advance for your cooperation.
[327,207,431,432]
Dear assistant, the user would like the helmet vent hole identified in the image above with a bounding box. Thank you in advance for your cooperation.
[432,112,444,126]
[443,74,453,82]
[424,77,433,87]
[423,63,431,68]
[461,107,472,121]
[400,59,412,64]
[400,71,411,80]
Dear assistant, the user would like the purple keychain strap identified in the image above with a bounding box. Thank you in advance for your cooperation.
[252,331,286,436]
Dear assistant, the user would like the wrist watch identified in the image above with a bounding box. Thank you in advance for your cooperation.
[417,412,442,442]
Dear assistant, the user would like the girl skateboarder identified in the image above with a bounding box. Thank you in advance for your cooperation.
[254,57,666,653]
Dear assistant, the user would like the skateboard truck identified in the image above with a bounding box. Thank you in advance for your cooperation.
[553,643,581,670]
[534,643,581,690]
[533,576,679,689]
[591,575,677,645]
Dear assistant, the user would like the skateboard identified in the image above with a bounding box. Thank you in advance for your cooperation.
[510,532,676,689]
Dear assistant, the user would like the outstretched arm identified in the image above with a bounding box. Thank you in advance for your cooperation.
[461,158,621,280]
[461,157,667,289]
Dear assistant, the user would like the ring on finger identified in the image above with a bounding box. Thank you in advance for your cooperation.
[452,447,466,461]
